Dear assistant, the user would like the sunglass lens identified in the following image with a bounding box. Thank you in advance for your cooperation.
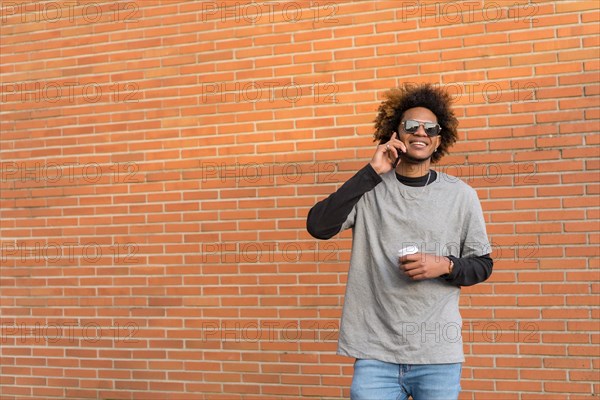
[404,120,419,132]
[424,123,440,136]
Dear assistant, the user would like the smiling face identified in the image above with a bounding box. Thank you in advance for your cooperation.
[397,107,441,165]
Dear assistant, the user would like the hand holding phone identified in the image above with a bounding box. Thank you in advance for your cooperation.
[370,132,407,175]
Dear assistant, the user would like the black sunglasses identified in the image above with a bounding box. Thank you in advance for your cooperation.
[401,120,442,137]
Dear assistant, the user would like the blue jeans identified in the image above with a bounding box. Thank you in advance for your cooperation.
[350,359,462,400]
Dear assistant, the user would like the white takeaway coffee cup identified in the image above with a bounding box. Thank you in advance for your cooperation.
[398,246,419,257]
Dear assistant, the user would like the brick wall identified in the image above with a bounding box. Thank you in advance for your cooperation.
[0,1,598,399]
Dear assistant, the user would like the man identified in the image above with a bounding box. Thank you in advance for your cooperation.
[306,83,493,400]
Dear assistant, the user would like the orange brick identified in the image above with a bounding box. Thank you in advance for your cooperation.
[0,1,598,399]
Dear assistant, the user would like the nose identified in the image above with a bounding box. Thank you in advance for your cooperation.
[413,124,428,136]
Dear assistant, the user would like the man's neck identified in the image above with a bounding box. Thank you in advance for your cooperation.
[395,160,431,178]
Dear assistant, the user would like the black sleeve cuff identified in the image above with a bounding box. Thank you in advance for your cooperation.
[442,254,493,287]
